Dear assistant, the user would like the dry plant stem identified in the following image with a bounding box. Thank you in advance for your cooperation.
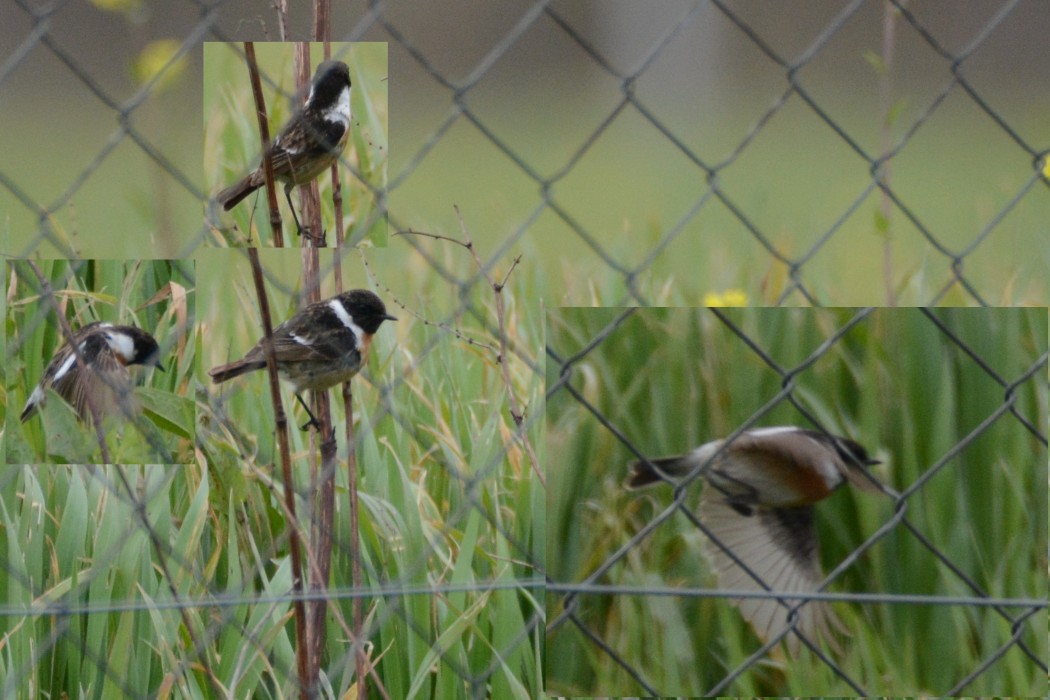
[367,238,501,354]
[26,261,110,461]
[879,0,900,306]
[293,43,326,247]
[246,248,310,700]
[103,464,224,697]
[275,0,289,41]
[293,41,334,685]
[456,208,542,485]
[330,172,370,694]
[313,0,331,42]
[303,337,338,675]
[312,407,337,668]
[328,137,345,249]
[316,32,370,697]
[244,454,380,683]
[365,245,500,355]
[398,208,545,487]
[340,379,371,694]
[314,24,369,692]
[243,41,285,247]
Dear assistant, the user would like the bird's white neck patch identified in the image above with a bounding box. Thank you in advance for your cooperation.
[328,298,364,342]
[104,330,136,362]
[322,86,350,127]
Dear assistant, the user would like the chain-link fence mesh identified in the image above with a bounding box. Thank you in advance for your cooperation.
[2,2,1048,299]
[4,234,543,696]
[546,306,1047,695]
[3,4,549,697]
[4,255,544,699]
[1,1,1048,698]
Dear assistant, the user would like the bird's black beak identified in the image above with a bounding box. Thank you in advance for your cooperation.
[384,313,398,322]
[865,458,881,466]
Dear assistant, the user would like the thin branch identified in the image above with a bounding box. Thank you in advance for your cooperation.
[244,42,285,247]
[398,208,544,487]
[245,248,309,700]
[878,0,903,306]
[275,0,289,42]
[296,41,326,248]
[390,230,502,355]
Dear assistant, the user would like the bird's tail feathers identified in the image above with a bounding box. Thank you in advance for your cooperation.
[208,359,266,384]
[216,176,260,211]
[625,455,695,490]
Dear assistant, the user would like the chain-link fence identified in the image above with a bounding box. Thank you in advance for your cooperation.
[4,221,543,695]
[1,2,1048,698]
[2,2,1047,298]
[3,4,549,697]
[546,306,1047,695]
[3,254,544,698]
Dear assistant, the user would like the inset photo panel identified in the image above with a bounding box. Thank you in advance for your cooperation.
[194,245,543,697]
[204,42,388,248]
[6,259,196,464]
[545,306,1048,697]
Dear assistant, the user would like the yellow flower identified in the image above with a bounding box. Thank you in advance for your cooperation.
[131,40,187,94]
[1043,155,1050,181]
[90,0,142,12]
[703,289,748,307]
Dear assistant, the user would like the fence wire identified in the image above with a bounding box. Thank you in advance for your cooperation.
[545,306,1048,695]
[4,260,543,700]
[2,2,1047,298]
[0,1,1048,698]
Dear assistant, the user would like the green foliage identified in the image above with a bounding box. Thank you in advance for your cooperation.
[546,307,1047,695]
[0,245,543,697]
[5,259,196,463]
[203,42,389,248]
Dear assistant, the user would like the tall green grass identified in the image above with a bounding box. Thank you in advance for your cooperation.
[546,307,1047,695]
[203,42,389,248]
[0,243,543,697]
[5,259,196,464]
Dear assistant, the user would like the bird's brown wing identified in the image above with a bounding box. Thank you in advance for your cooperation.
[241,324,358,365]
[699,490,844,656]
[51,340,132,422]
[268,111,346,185]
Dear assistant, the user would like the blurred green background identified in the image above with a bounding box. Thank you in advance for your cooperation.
[1,2,1046,301]
[546,306,1047,695]
[203,41,388,247]
[2,242,545,697]
[194,245,546,698]
[0,1,1047,696]
[5,258,196,463]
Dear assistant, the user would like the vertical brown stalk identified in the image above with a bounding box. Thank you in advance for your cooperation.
[243,42,285,247]
[879,1,902,306]
[246,248,308,699]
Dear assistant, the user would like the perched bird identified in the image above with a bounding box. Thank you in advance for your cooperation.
[208,289,395,429]
[626,426,883,655]
[216,60,352,236]
[21,321,164,424]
